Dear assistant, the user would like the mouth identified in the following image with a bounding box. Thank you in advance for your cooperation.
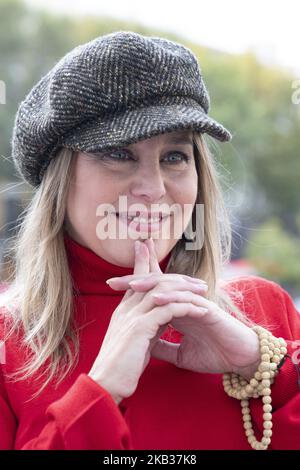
[114,212,170,232]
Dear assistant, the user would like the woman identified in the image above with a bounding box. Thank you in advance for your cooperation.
[0,31,299,451]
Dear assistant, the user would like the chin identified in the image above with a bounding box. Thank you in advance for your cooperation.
[95,240,135,267]
[106,250,136,267]
[97,237,174,267]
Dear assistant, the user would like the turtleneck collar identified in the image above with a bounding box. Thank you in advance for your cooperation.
[63,231,172,296]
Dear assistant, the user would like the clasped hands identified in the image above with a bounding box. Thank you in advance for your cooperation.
[107,238,260,381]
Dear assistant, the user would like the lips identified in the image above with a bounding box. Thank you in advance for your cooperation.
[116,212,168,223]
[115,212,170,232]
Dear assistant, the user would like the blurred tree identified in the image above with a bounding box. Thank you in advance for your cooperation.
[0,0,299,286]
[245,217,300,293]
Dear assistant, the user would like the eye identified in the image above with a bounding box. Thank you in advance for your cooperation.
[89,149,191,165]
[102,149,133,161]
[162,152,190,164]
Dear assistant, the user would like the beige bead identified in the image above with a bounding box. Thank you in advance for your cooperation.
[253,441,266,450]
[241,400,249,407]
[222,327,285,451]
[243,414,251,422]
[259,332,269,340]
[254,371,262,380]
[263,404,272,413]
[262,396,272,404]
[263,421,273,429]
[248,435,256,444]
[250,378,259,388]
[244,421,252,430]
[261,437,271,446]
[259,361,271,372]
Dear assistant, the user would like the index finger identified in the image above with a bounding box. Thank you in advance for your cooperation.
[122,239,150,301]
[144,237,162,273]
[107,273,207,287]
[133,240,150,275]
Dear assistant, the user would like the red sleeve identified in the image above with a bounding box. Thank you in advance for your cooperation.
[0,366,17,449]
[0,301,133,450]
[0,369,133,449]
[42,374,133,450]
[247,279,300,449]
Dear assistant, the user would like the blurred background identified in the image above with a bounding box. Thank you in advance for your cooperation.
[0,0,299,306]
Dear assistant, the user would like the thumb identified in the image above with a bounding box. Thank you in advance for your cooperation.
[150,339,180,367]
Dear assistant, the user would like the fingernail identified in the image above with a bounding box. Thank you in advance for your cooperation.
[106,278,119,284]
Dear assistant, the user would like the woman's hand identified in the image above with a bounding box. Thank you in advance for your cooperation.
[106,238,260,380]
[88,239,210,404]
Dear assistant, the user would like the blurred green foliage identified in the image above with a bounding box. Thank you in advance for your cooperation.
[245,217,300,293]
[0,0,299,289]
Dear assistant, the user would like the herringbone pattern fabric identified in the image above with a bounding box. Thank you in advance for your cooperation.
[11,31,232,187]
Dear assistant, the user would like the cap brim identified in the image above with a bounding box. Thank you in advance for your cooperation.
[62,102,232,153]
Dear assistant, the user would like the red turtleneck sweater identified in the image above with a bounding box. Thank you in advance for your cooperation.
[0,233,300,450]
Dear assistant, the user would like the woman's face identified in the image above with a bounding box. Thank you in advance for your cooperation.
[65,130,198,266]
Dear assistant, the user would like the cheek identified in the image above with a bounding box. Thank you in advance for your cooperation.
[171,171,198,230]
[172,170,198,205]
[66,175,102,230]
[70,165,117,210]
[66,185,91,233]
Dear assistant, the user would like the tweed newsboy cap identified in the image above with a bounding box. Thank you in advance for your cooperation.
[11,30,232,187]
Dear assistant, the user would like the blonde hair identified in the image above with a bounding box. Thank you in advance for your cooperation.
[0,133,254,401]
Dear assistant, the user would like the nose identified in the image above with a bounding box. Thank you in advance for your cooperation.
[129,163,167,202]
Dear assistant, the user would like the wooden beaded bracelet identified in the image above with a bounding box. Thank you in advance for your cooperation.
[223,325,287,450]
